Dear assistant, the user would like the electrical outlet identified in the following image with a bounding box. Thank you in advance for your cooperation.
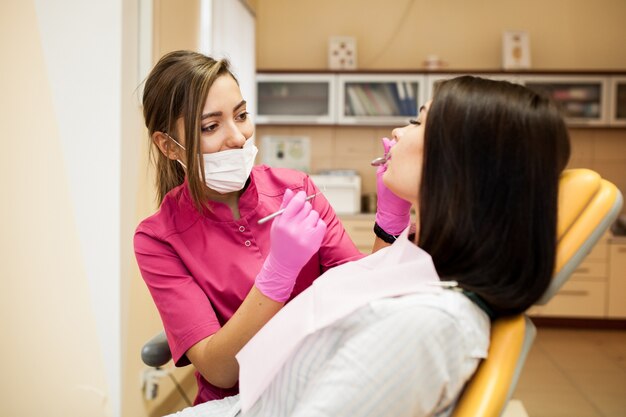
[141,368,168,401]
[261,135,311,172]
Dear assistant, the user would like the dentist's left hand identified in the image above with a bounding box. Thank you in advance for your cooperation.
[255,189,327,302]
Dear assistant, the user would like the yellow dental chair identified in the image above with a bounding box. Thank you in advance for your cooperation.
[452,168,623,417]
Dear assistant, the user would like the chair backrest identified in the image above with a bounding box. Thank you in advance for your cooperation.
[452,169,623,417]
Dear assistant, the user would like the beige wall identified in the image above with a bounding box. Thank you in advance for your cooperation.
[255,0,626,212]
[1,1,121,416]
[255,0,626,70]
[152,0,201,61]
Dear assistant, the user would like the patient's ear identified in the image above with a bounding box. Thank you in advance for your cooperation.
[152,131,180,161]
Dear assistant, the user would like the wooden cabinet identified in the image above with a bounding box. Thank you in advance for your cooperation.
[608,239,626,318]
[340,215,375,253]
[529,234,626,319]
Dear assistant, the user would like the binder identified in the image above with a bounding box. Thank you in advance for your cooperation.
[395,82,410,116]
[404,82,417,116]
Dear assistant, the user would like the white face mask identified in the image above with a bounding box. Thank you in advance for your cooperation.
[168,135,258,194]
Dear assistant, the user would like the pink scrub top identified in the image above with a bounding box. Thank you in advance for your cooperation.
[134,165,364,404]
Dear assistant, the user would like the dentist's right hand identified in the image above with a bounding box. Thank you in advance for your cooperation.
[255,189,327,302]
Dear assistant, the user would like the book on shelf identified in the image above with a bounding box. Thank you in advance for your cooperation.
[346,85,367,116]
[361,84,385,115]
[395,82,416,116]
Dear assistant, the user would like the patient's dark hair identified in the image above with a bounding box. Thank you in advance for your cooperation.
[418,76,571,316]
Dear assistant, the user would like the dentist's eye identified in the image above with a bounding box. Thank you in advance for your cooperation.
[201,123,218,133]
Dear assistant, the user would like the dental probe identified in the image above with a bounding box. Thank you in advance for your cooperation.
[257,192,322,224]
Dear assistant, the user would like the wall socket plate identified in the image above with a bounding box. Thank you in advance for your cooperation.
[261,135,311,173]
[141,368,168,400]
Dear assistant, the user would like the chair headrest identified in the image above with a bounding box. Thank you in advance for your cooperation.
[537,169,623,305]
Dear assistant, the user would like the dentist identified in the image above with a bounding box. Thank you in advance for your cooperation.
[134,50,366,405]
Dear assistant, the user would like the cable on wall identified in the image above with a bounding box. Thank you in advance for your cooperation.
[361,0,417,67]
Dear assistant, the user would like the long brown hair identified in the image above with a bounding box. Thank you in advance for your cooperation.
[418,76,571,316]
[142,50,237,209]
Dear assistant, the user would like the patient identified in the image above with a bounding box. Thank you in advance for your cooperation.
[167,76,571,417]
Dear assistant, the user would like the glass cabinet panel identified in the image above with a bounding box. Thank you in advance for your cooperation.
[522,76,609,126]
[338,75,425,125]
[610,77,626,126]
[256,74,336,124]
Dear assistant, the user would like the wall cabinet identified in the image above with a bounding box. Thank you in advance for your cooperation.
[522,76,609,126]
[337,74,425,126]
[256,73,425,126]
[256,71,626,127]
[256,73,336,124]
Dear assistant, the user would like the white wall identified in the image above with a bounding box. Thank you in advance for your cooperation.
[201,0,257,117]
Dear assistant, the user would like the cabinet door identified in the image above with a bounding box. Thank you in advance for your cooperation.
[256,74,336,124]
[609,77,626,126]
[608,242,626,318]
[341,217,374,253]
[530,280,607,318]
[521,75,609,126]
[337,74,426,126]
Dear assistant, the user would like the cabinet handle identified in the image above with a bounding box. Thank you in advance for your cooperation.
[558,290,589,297]
[618,247,626,253]
[574,267,590,274]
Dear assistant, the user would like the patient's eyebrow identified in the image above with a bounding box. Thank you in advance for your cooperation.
[201,100,247,119]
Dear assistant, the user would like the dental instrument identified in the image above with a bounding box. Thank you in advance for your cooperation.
[257,192,322,224]
[371,154,390,166]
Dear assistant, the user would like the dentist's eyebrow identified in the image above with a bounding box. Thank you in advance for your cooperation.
[201,100,247,119]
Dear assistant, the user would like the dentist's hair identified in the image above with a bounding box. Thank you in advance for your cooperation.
[418,76,571,316]
[142,50,236,209]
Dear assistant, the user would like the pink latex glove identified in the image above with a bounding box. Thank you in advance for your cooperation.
[375,137,412,235]
[255,189,327,302]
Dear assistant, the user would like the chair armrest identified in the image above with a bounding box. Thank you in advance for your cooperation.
[141,331,172,368]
